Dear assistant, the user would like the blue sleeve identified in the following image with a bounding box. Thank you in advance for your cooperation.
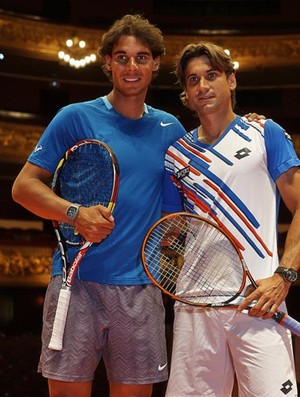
[28,105,86,173]
[162,169,184,213]
[264,120,300,181]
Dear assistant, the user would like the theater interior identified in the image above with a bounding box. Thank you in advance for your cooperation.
[0,0,299,396]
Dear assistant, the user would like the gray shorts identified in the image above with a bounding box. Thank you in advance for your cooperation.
[38,277,168,384]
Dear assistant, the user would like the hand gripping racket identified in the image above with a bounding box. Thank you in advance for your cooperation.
[141,212,300,337]
[48,139,120,350]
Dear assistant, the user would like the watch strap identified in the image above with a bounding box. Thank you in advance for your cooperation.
[274,267,298,283]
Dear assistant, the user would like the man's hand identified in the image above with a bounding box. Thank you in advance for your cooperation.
[245,113,266,122]
[74,205,115,243]
[237,273,291,319]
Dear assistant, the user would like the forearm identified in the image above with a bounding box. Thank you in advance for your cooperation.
[12,162,115,242]
[12,164,71,223]
[280,208,300,273]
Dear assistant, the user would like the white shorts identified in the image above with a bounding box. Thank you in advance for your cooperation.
[166,307,297,397]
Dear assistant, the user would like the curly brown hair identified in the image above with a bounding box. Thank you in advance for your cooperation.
[99,14,165,80]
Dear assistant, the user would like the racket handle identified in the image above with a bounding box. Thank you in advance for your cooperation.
[48,287,71,351]
[272,311,300,337]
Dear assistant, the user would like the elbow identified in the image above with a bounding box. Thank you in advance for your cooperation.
[11,179,23,204]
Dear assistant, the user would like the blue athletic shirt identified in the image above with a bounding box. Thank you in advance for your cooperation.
[28,96,186,285]
[163,116,300,282]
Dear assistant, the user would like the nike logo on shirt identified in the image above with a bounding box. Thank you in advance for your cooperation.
[160,122,175,127]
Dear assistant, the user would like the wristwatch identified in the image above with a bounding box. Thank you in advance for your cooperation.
[66,204,81,225]
[274,267,298,283]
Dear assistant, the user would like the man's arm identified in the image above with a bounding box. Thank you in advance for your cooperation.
[12,162,115,243]
[238,166,300,319]
[276,166,300,274]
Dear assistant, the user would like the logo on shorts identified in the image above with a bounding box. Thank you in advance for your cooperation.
[280,379,293,395]
[158,363,167,371]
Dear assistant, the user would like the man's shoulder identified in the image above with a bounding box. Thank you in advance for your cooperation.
[238,116,281,134]
[57,97,99,112]
[146,104,179,122]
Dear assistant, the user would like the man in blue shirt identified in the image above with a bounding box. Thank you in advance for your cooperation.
[12,14,186,397]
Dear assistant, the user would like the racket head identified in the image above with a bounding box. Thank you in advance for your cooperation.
[52,139,120,245]
[141,212,247,307]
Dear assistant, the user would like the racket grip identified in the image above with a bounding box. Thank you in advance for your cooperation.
[272,311,300,338]
[48,287,71,351]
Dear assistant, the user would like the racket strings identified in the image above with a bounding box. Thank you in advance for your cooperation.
[54,142,118,245]
[142,215,300,338]
[180,234,241,302]
[144,215,245,306]
[60,145,114,206]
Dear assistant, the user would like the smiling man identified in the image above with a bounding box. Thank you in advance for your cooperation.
[12,14,186,397]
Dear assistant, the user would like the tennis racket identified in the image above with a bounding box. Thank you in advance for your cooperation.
[141,212,300,337]
[48,139,120,350]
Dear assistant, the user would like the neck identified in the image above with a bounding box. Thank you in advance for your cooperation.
[198,112,236,144]
[107,91,146,119]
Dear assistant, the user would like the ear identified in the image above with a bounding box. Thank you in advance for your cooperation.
[228,73,237,90]
[153,56,160,71]
[105,55,112,70]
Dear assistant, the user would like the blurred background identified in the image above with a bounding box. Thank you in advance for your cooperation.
[0,0,299,396]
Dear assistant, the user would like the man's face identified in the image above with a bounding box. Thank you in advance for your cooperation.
[105,35,160,97]
[183,55,236,115]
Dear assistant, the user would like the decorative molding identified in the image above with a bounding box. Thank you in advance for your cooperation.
[0,120,299,164]
[0,244,52,286]
[0,121,44,163]
[163,34,300,72]
[1,12,300,73]
[0,13,102,62]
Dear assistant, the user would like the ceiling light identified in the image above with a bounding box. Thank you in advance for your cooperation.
[224,49,239,70]
[58,37,97,69]
[233,61,240,70]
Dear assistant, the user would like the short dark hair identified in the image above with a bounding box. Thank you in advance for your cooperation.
[176,41,236,109]
[99,14,165,80]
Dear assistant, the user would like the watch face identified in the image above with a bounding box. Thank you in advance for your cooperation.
[285,269,298,282]
[67,205,78,219]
